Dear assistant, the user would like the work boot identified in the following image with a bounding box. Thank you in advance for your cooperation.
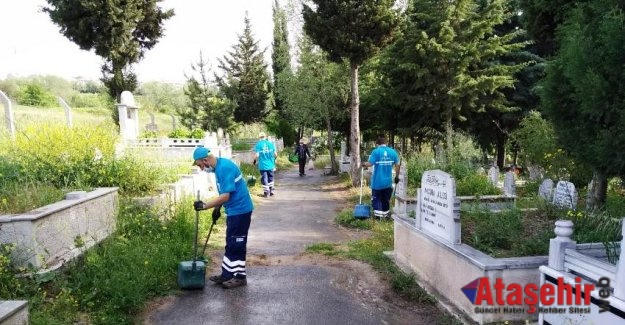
[209,275,228,284]
[222,277,247,289]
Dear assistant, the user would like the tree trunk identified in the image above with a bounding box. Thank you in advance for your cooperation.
[496,131,506,169]
[445,108,453,156]
[587,170,608,210]
[327,117,337,174]
[401,135,407,154]
[349,62,361,187]
[389,130,395,148]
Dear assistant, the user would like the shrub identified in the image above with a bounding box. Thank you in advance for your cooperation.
[456,174,500,196]
[17,83,58,107]
[0,124,167,196]
[232,143,251,151]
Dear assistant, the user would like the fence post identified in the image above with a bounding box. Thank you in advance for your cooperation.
[548,220,576,271]
[614,221,625,300]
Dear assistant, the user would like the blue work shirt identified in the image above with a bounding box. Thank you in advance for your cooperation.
[368,145,400,190]
[214,157,254,216]
[255,139,276,171]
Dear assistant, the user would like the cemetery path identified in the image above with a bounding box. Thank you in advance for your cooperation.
[142,166,443,325]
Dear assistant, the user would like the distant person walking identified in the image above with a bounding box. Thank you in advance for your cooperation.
[254,132,277,197]
[294,139,312,177]
[192,147,253,289]
[361,135,400,220]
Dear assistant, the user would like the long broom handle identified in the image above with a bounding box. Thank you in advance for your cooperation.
[359,167,364,205]
[201,220,216,258]
[193,190,200,263]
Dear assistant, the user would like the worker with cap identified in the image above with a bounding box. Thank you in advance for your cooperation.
[361,135,400,220]
[294,138,311,177]
[254,132,277,197]
[192,146,253,289]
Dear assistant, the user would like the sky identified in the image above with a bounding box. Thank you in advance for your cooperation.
[0,0,280,85]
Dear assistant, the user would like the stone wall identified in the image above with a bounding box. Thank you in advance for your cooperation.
[0,188,118,270]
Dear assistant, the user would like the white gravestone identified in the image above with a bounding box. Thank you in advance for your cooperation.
[418,170,461,244]
[552,180,577,209]
[117,91,139,140]
[393,163,408,215]
[488,166,499,187]
[57,97,73,127]
[538,178,554,201]
[145,112,158,132]
[0,90,15,139]
[503,171,516,197]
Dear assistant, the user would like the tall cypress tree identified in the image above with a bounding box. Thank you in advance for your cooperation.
[272,0,292,113]
[216,14,270,124]
[303,0,399,186]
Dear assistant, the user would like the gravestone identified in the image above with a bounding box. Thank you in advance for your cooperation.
[393,163,408,215]
[57,96,73,127]
[527,164,544,180]
[476,167,486,175]
[435,144,445,163]
[488,166,499,187]
[0,90,15,139]
[552,180,578,209]
[145,112,158,132]
[417,170,461,244]
[503,171,515,197]
[117,91,139,140]
[169,114,177,130]
[538,178,554,201]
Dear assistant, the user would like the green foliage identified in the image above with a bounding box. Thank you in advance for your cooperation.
[231,143,251,151]
[44,0,174,122]
[456,174,500,196]
[216,15,270,124]
[541,0,625,182]
[0,181,65,214]
[271,0,292,117]
[463,208,524,253]
[383,0,529,149]
[336,209,373,230]
[21,200,210,324]
[519,0,578,56]
[180,52,236,132]
[305,243,339,256]
[17,83,58,107]
[137,81,186,114]
[0,124,167,196]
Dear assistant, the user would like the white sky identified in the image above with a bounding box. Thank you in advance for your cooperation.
[0,0,278,84]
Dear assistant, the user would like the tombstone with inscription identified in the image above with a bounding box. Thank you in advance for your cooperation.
[503,171,516,197]
[416,170,461,244]
[0,90,15,139]
[488,166,499,187]
[552,180,578,209]
[538,178,554,201]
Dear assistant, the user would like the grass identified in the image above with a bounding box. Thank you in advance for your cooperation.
[0,181,67,214]
[13,104,177,135]
[1,199,224,324]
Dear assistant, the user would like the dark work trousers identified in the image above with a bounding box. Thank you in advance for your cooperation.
[221,211,252,280]
[260,170,274,195]
[298,158,307,176]
[371,187,393,218]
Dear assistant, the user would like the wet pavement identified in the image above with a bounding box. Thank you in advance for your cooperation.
[144,166,442,325]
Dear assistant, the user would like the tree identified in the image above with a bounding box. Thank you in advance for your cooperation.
[44,0,174,124]
[277,35,350,174]
[179,53,236,133]
[541,0,625,208]
[303,0,399,186]
[138,81,186,114]
[518,0,581,57]
[379,0,527,159]
[216,15,270,124]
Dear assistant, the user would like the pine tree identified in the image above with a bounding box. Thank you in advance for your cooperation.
[541,0,625,208]
[44,0,174,124]
[179,52,235,133]
[381,0,528,154]
[303,0,399,186]
[272,0,292,113]
[216,15,270,124]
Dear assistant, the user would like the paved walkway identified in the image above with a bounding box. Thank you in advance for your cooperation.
[143,166,442,325]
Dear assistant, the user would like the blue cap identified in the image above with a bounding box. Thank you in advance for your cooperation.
[192,147,211,162]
